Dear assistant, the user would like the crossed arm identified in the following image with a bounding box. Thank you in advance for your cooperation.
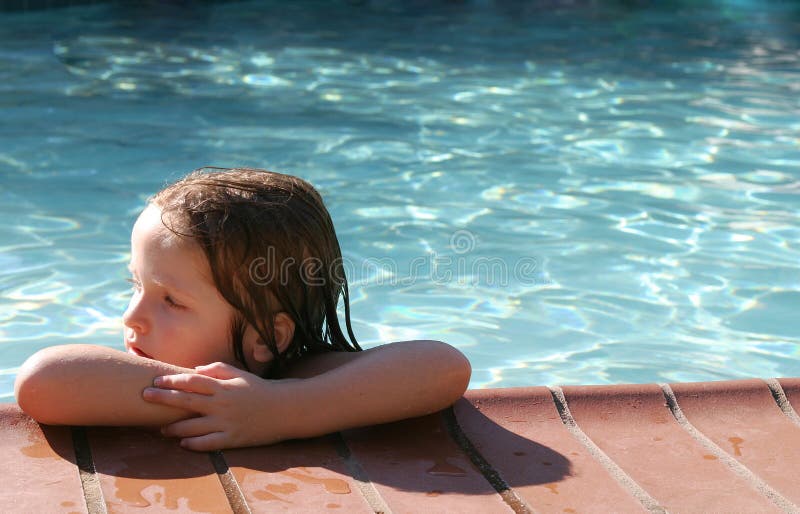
[14,340,471,451]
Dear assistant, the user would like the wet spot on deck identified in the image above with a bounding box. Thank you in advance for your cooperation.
[729,436,744,456]
[282,469,352,494]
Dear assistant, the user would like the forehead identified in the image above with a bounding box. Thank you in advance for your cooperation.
[130,205,213,287]
[132,204,182,248]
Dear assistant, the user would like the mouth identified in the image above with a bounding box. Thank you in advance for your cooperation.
[127,345,153,360]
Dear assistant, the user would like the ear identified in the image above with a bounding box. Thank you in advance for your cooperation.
[250,312,296,364]
[272,312,296,355]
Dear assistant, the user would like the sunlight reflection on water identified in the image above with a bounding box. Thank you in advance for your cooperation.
[1,1,799,398]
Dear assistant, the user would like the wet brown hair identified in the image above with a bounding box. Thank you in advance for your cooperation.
[151,167,360,377]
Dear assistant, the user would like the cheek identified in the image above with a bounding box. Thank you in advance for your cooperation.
[181,316,233,361]
[203,318,237,362]
[152,310,193,352]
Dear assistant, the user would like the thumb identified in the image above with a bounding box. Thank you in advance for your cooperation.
[194,362,244,380]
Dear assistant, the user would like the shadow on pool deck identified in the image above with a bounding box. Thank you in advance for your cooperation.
[3,377,800,513]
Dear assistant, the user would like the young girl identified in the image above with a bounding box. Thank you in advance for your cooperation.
[14,167,471,451]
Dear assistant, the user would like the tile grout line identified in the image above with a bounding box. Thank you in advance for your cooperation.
[659,383,799,514]
[70,427,107,514]
[547,386,666,514]
[333,432,394,514]
[764,378,800,427]
[209,451,252,514]
[441,407,535,514]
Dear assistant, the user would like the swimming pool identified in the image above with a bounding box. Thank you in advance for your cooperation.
[1,0,799,400]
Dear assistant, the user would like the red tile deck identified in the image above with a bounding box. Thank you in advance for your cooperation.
[3,377,800,513]
[0,407,87,514]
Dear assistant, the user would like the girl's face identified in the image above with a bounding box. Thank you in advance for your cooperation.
[123,205,246,369]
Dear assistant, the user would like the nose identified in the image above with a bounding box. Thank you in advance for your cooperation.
[122,293,149,335]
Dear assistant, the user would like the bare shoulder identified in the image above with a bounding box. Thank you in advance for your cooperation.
[283,340,469,379]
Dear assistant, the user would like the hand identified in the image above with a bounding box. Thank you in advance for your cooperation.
[142,362,293,451]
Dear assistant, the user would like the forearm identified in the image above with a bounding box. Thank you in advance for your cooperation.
[15,344,193,426]
[120,340,470,450]
[280,340,471,440]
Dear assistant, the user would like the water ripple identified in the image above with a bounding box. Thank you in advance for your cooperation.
[2,0,799,396]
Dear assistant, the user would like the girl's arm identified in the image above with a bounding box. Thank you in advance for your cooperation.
[14,344,195,426]
[285,339,472,433]
[144,340,472,450]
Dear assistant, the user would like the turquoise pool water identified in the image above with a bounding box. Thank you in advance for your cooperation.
[1,1,799,400]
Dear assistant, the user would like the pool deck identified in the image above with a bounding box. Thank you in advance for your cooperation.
[3,378,800,513]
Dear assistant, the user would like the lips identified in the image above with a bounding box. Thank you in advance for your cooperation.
[127,345,153,359]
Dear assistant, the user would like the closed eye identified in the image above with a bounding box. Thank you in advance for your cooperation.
[164,295,184,309]
[128,278,184,310]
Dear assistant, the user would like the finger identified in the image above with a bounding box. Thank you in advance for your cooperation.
[161,416,218,439]
[180,432,229,452]
[194,362,244,380]
[142,387,211,412]
[153,373,218,395]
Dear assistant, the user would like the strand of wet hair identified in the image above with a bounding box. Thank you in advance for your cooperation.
[342,280,362,351]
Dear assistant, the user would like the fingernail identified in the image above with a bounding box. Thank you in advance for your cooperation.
[152,377,163,387]
[142,387,154,399]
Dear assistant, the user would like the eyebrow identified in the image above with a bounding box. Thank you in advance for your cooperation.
[127,265,197,300]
